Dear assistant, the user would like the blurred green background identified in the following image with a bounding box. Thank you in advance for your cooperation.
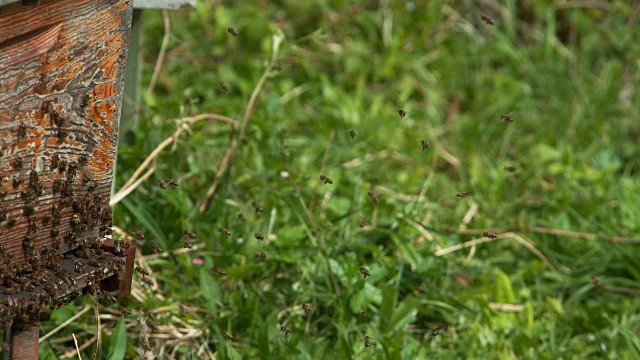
[38,0,640,358]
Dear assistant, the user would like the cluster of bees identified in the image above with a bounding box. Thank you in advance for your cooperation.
[0,93,123,326]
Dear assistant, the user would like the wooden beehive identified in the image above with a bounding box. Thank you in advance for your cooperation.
[0,0,134,326]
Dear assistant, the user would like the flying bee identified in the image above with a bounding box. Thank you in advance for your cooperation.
[219,82,229,93]
[421,140,430,151]
[141,277,153,287]
[213,267,226,275]
[456,191,471,198]
[251,201,263,213]
[254,232,264,241]
[119,307,130,316]
[302,303,312,314]
[364,336,371,347]
[367,191,378,205]
[257,250,266,261]
[17,122,27,138]
[359,218,367,228]
[504,165,516,172]
[359,267,371,278]
[483,232,497,239]
[431,323,447,336]
[349,129,357,138]
[218,227,231,237]
[238,213,247,221]
[591,276,601,288]
[151,242,162,254]
[280,326,292,337]
[481,15,495,25]
[320,174,333,184]
[227,27,239,36]
[501,114,513,124]
[145,319,157,331]
[135,229,145,240]
[184,230,197,239]
[222,331,234,341]
[135,267,149,277]
[165,178,178,189]
[416,286,427,294]
[398,109,406,118]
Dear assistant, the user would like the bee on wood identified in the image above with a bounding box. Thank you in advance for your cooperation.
[504,165,516,172]
[456,192,471,198]
[251,201,263,213]
[483,232,497,239]
[364,336,371,347]
[12,176,23,188]
[431,323,447,336]
[135,266,149,277]
[421,140,430,151]
[280,326,292,337]
[218,227,231,237]
[416,286,427,294]
[398,109,406,118]
[213,267,226,276]
[501,114,513,124]
[50,154,59,170]
[219,82,229,93]
[58,158,67,173]
[238,213,247,221]
[320,174,333,184]
[359,267,371,278]
[151,242,162,254]
[222,331,234,341]
[367,191,378,205]
[349,130,357,138]
[78,155,88,167]
[481,15,495,25]
[135,229,145,240]
[591,276,601,288]
[254,232,264,241]
[17,122,27,139]
[80,94,90,108]
[23,204,35,216]
[14,156,23,169]
[257,250,266,261]
[302,303,312,314]
[227,27,239,36]
[57,129,68,141]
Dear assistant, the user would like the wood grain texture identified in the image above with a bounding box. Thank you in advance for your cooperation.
[0,0,133,267]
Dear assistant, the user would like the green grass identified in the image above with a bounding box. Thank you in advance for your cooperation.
[36,0,640,359]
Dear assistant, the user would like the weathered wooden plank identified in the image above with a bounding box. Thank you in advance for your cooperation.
[0,0,132,269]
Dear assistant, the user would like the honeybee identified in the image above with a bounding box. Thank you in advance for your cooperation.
[416,286,427,294]
[222,330,234,341]
[364,335,371,347]
[504,165,516,172]
[251,201,263,213]
[483,232,497,239]
[431,323,447,336]
[17,122,27,138]
[135,229,145,240]
[184,230,197,239]
[359,218,367,228]
[367,191,378,205]
[218,227,231,237]
[359,267,371,278]
[145,319,157,331]
[257,250,266,261]
[238,213,247,221]
[456,192,471,198]
[320,174,333,184]
[398,109,406,118]
[254,232,264,241]
[280,326,292,337]
[151,242,162,253]
[349,130,357,138]
[213,267,226,275]
[421,140,430,151]
[14,157,23,169]
[302,303,312,314]
[219,82,229,93]
[135,267,149,277]
[591,276,601,288]
[165,178,178,189]
[501,114,513,124]
[481,15,495,25]
[119,307,130,316]
[227,27,238,36]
